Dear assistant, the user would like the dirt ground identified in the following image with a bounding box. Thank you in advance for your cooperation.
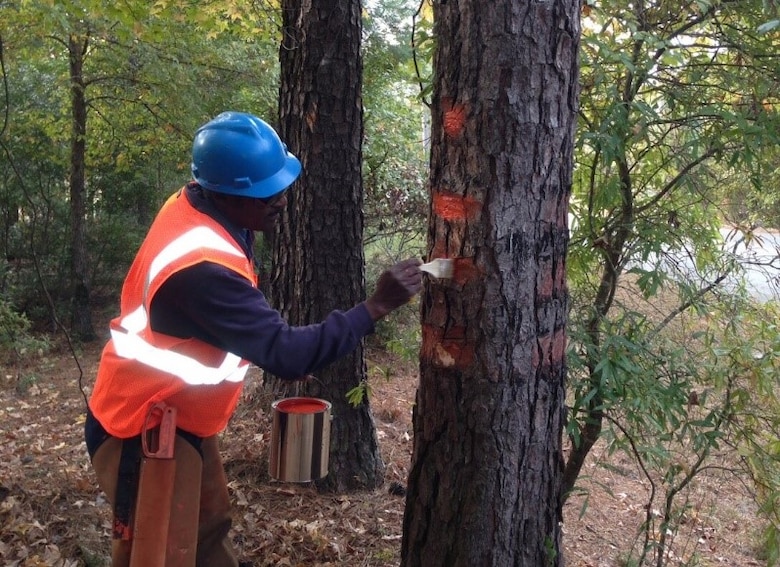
[0,332,768,566]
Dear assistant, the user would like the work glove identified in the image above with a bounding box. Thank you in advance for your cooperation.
[364,258,423,321]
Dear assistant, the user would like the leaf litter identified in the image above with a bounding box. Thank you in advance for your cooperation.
[0,334,767,566]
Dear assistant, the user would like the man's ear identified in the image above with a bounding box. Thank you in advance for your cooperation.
[215,192,259,210]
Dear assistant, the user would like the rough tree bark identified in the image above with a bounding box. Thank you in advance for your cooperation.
[401,1,580,565]
[273,0,384,491]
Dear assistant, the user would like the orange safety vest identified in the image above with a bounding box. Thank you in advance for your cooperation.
[89,189,257,438]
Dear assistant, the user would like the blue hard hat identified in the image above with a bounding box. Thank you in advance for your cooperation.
[191,111,301,199]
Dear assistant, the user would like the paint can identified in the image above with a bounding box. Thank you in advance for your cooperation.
[268,397,332,482]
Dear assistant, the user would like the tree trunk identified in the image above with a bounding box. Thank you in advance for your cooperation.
[68,33,95,341]
[401,1,580,565]
[274,0,383,491]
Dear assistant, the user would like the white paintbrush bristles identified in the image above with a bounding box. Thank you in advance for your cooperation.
[419,258,454,279]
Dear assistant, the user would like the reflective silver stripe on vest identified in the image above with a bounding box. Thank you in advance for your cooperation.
[113,226,250,385]
[145,226,246,304]
[111,321,248,385]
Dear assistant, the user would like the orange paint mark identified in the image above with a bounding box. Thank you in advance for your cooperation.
[432,192,482,222]
[421,324,475,369]
[442,98,467,138]
[451,257,480,286]
[420,324,441,361]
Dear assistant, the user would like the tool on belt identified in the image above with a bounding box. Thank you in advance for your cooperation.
[126,402,178,567]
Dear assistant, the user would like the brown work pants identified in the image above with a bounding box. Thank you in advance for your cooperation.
[92,434,238,567]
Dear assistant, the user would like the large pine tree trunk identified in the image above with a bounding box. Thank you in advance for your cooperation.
[274,0,384,491]
[401,1,580,565]
[68,33,95,341]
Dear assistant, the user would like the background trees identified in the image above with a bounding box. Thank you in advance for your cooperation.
[1,1,276,337]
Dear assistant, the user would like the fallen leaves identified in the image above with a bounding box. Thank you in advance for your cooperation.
[0,340,769,567]
[0,375,103,566]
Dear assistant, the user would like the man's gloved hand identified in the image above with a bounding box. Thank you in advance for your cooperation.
[364,258,423,321]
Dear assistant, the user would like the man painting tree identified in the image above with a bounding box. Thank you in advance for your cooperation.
[401,1,580,565]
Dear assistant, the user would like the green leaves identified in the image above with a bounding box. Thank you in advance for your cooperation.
[567,0,780,561]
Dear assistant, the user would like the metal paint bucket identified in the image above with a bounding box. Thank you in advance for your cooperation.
[268,397,332,482]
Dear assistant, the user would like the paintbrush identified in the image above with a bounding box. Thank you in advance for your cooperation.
[419,258,454,279]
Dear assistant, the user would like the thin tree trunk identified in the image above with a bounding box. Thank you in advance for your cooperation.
[401,1,580,565]
[68,33,95,341]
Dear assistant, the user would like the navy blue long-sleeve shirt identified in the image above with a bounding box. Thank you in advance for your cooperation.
[148,184,375,379]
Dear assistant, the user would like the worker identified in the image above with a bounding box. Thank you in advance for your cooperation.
[84,111,423,566]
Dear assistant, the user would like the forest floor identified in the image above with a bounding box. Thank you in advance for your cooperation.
[0,320,769,566]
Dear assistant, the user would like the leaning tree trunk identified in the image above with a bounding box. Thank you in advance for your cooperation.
[68,32,95,341]
[401,1,580,566]
[273,0,384,491]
